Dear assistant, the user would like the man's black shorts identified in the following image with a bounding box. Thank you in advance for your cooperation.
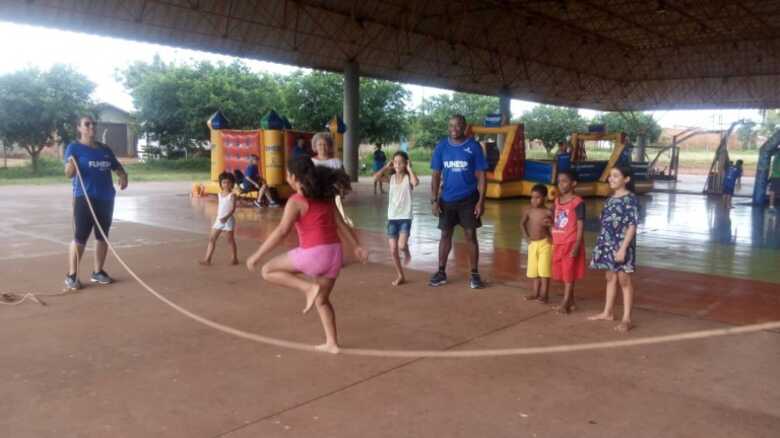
[438,191,481,230]
[73,196,114,245]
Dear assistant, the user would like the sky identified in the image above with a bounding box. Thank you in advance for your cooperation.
[0,21,765,130]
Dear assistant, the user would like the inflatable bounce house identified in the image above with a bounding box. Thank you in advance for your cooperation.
[473,122,652,199]
[468,123,528,199]
[522,131,653,198]
[198,111,345,199]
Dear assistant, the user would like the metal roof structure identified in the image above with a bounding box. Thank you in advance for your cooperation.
[2,0,779,110]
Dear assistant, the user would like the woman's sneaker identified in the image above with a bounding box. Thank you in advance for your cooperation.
[90,270,113,285]
[64,275,82,290]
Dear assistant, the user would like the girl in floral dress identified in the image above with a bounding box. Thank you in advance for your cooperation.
[587,166,639,332]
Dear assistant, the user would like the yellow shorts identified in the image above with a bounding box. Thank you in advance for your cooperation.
[527,239,552,278]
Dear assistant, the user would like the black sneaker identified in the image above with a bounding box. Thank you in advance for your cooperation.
[90,270,113,285]
[469,273,485,289]
[429,270,447,287]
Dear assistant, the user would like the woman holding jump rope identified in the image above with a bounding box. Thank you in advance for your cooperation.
[64,115,128,290]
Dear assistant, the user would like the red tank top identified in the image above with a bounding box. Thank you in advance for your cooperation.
[291,193,340,248]
[552,196,583,245]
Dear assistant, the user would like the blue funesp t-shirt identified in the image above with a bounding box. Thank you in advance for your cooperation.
[430,137,488,202]
[64,142,120,201]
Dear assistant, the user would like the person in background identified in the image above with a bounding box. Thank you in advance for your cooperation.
[372,143,388,195]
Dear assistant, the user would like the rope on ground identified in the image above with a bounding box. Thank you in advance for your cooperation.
[69,162,780,358]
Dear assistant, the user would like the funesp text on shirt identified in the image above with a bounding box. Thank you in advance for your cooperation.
[443,160,469,170]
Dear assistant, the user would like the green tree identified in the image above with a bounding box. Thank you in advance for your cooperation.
[278,71,409,143]
[591,111,662,145]
[736,120,758,150]
[120,57,279,153]
[0,65,95,172]
[408,92,499,148]
[519,105,588,153]
[759,109,780,136]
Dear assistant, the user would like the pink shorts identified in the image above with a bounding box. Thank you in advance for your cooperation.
[288,243,343,279]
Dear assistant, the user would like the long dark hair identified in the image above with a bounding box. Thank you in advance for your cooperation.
[613,165,635,193]
[287,156,351,200]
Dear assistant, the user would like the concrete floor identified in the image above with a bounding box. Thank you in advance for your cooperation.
[1,181,778,437]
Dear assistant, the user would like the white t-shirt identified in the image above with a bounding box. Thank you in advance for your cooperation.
[312,158,343,169]
[213,192,236,230]
[387,173,413,220]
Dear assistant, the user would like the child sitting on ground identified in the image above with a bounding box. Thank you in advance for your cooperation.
[588,166,639,332]
[246,157,367,353]
[522,184,553,303]
[200,172,239,265]
[551,170,586,314]
[374,151,419,286]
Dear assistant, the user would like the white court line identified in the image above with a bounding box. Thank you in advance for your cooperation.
[66,160,780,358]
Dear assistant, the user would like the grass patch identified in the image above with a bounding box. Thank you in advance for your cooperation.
[0,157,211,185]
[359,147,434,176]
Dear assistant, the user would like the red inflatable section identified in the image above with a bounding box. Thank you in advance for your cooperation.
[500,125,525,181]
[222,131,261,175]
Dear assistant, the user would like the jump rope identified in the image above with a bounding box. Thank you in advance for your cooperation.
[4,157,780,357]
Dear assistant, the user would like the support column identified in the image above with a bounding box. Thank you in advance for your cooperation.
[343,60,360,181]
[497,90,511,146]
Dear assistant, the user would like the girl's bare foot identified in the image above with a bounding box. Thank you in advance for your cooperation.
[315,343,340,354]
[392,275,405,286]
[302,283,322,314]
[198,259,211,266]
[587,312,615,321]
[230,259,240,265]
[615,321,633,332]
[537,295,549,304]
[555,299,573,314]
[524,293,540,301]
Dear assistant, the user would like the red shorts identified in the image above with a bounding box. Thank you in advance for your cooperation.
[552,240,586,283]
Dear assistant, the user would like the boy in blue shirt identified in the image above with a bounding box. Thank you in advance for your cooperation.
[429,114,488,289]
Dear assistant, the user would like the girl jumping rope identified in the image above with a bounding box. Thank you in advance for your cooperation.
[246,157,367,353]
[588,166,639,332]
[200,172,239,265]
[373,151,419,286]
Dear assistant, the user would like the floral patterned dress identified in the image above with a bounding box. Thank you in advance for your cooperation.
[590,193,639,273]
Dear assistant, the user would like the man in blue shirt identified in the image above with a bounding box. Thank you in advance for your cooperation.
[429,114,488,289]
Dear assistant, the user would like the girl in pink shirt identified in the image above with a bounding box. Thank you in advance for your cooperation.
[246,157,367,353]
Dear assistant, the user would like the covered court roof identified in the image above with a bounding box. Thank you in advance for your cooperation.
[3,0,780,110]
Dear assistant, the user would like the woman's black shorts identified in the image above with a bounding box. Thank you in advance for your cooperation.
[73,196,114,245]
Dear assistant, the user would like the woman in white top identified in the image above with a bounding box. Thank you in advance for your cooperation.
[373,151,419,285]
[310,132,343,169]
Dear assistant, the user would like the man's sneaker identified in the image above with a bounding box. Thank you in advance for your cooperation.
[268,201,281,208]
[429,270,447,287]
[469,273,485,289]
[64,275,82,291]
[253,199,263,208]
[90,270,113,285]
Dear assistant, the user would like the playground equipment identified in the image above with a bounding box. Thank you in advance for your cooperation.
[751,130,780,205]
[703,120,750,195]
[199,111,345,199]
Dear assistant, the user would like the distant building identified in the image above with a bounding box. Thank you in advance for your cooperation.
[96,103,137,158]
